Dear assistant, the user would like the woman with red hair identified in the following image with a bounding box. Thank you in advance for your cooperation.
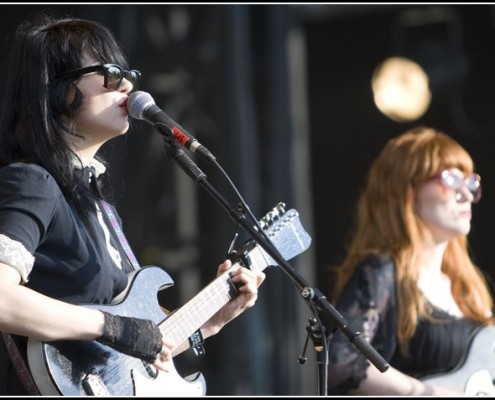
[327,127,493,396]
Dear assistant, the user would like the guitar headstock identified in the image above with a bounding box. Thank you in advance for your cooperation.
[258,202,287,231]
[232,202,312,271]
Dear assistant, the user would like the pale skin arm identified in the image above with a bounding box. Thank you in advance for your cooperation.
[350,364,467,396]
[0,261,174,371]
[0,259,264,373]
[0,262,105,341]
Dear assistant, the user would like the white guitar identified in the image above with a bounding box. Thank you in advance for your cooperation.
[26,203,311,396]
[422,325,495,396]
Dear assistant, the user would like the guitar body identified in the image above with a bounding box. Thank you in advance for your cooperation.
[26,204,312,396]
[27,266,206,397]
[422,325,495,396]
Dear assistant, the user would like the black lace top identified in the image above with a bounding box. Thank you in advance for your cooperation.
[327,254,480,394]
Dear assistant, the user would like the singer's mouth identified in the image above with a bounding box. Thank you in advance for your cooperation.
[120,97,129,114]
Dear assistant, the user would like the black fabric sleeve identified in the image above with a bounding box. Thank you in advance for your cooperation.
[0,163,61,253]
[327,255,397,394]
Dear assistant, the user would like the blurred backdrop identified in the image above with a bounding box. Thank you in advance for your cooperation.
[1,3,494,396]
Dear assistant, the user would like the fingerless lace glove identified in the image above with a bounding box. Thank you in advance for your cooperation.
[96,311,163,364]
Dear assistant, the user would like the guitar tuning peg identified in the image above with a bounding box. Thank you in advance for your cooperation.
[260,213,272,228]
[276,202,286,215]
[259,202,287,230]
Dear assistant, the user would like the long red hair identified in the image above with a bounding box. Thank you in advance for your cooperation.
[332,127,493,352]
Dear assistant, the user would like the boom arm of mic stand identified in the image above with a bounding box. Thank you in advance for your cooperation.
[163,141,389,376]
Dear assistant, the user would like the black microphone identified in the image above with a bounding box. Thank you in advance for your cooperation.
[127,91,216,163]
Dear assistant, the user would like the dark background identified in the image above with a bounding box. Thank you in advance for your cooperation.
[1,3,494,396]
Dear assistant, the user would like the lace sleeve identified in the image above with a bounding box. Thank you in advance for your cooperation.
[327,255,397,394]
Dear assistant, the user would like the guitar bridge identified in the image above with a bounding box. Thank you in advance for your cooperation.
[82,368,110,396]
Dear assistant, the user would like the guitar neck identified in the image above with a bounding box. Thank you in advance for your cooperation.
[158,246,270,348]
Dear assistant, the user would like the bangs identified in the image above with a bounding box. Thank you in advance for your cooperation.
[431,135,474,175]
[47,18,129,72]
[411,128,475,181]
[437,145,474,174]
[84,32,128,68]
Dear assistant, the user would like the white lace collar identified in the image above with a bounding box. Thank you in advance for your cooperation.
[72,156,106,177]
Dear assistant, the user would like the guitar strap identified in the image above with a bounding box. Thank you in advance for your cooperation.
[84,165,140,272]
[100,200,141,272]
[1,332,40,395]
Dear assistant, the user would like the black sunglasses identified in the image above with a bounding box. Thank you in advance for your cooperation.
[57,64,141,91]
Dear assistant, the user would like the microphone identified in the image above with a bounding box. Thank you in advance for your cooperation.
[127,91,216,163]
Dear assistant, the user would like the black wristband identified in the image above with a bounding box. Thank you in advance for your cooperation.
[97,311,163,364]
[189,329,205,356]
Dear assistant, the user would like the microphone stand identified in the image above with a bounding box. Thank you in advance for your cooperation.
[163,139,389,395]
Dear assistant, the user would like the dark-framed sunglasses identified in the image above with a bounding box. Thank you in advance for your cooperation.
[431,169,482,203]
[57,64,141,91]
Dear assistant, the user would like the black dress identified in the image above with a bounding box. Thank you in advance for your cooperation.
[0,162,131,394]
[327,254,480,394]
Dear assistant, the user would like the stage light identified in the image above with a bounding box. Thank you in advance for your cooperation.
[371,56,431,123]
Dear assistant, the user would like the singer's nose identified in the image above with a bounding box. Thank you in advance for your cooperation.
[120,77,134,94]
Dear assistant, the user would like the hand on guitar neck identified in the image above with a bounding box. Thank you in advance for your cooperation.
[199,259,266,338]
